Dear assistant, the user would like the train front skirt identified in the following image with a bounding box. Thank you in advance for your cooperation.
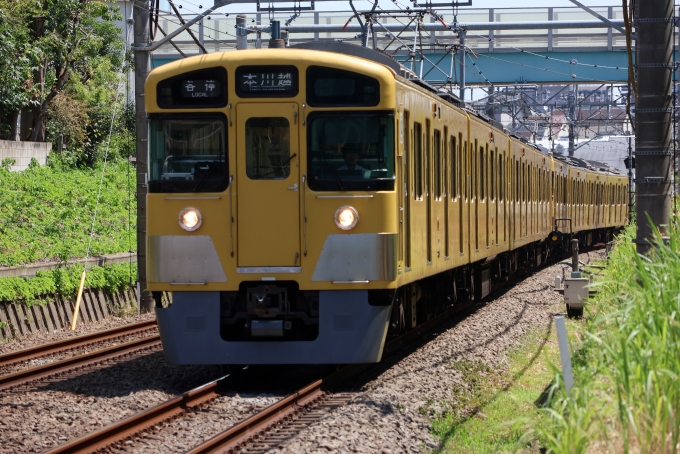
[155,290,392,364]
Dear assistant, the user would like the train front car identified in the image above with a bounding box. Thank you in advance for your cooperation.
[145,49,398,364]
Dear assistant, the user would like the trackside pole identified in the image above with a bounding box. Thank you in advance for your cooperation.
[555,315,574,392]
[71,270,87,330]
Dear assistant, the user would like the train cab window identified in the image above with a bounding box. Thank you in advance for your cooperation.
[307,66,379,107]
[148,115,228,193]
[245,117,291,180]
[307,112,395,191]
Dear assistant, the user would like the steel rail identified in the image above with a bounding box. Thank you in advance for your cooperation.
[45,246,605,453]
[187,301,472,454]
[187,380,326,454]
[0,319,157,367]
[46,374,228,454]
[45,296,478,454]
[0,335,161,392]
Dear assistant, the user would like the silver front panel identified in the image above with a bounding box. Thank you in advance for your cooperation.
[312,233,397,282]
[148,235,227,283]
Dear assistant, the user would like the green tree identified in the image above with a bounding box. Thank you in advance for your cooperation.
[47,57,134,166]
[0,0,123,142]
[0,1,40,140]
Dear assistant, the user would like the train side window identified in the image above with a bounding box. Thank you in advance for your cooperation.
[515,160,519,202]
[479,147,485,200]
[461,137,466,199]
[490,149,495,201]
[524,163,527,202]
[425,121,431,198]
[443,127,448,198]
[498,154,503,201]
[306,66,379,107]
[463,141,468,199]
[434,129,442,199]
[414,122,423,199]
[404,111,411,197]
[450,136,457,199]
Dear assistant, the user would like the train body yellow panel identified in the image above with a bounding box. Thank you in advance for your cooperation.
[144,46,628,365]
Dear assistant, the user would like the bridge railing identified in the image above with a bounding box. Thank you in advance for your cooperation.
[138,4,659,56]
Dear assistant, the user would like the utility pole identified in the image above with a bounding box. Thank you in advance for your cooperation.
[628,135,633,223]
[635,0,673,253]
[568,89,576,157]
[458,29,466,103]
[134,0,153,312]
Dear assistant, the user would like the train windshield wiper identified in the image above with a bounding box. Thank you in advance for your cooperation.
[316,149,345,190]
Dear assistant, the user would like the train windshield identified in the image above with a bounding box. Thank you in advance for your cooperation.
[148,115,228,193]
[307,113,395,191]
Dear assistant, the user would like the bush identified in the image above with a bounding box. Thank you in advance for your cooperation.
[0,160,136,266]
[0,262,137,306]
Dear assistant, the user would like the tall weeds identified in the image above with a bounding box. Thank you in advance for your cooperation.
[539,223,680,454]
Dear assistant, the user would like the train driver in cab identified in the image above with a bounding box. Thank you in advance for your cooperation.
[338,143,367,171]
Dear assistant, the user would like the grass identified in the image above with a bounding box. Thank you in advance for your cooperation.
[431,322,570,453]
[431,219,680,454]
[532,221,680,454]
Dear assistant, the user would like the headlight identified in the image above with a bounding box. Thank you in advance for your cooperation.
[335,206,359,230]
[179,207,202,231]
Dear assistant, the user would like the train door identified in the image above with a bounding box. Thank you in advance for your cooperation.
[473,141,479,252]
[426,120,432,264]
[460,137,466,257]
[443,127,449,259]
[402,110,412,269]
[236,103,300,268]
[514,158,519,242]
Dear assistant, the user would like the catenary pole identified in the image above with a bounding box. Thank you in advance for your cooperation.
[458,29,466,102]
[134,0,154,312]
[635,0,673,253]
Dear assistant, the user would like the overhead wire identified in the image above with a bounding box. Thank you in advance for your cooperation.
[73,7,136,328]
[132,1,238,52]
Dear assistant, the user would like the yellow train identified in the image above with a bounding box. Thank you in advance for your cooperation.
[145,45,628,364]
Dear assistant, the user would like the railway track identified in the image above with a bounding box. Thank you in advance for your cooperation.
[0,320,160,392]
[45,247,602,453]
[47,299,470,454]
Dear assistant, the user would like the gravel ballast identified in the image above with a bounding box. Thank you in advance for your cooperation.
[270,251,603,453]
[0,251,603,453]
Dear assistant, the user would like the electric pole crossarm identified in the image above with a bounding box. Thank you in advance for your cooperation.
[143,1,232,52]
[167,0,210,54]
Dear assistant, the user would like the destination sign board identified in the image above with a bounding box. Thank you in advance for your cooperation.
[157,67,227,108]
[237,66,298,97]
[180,79,221,99]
